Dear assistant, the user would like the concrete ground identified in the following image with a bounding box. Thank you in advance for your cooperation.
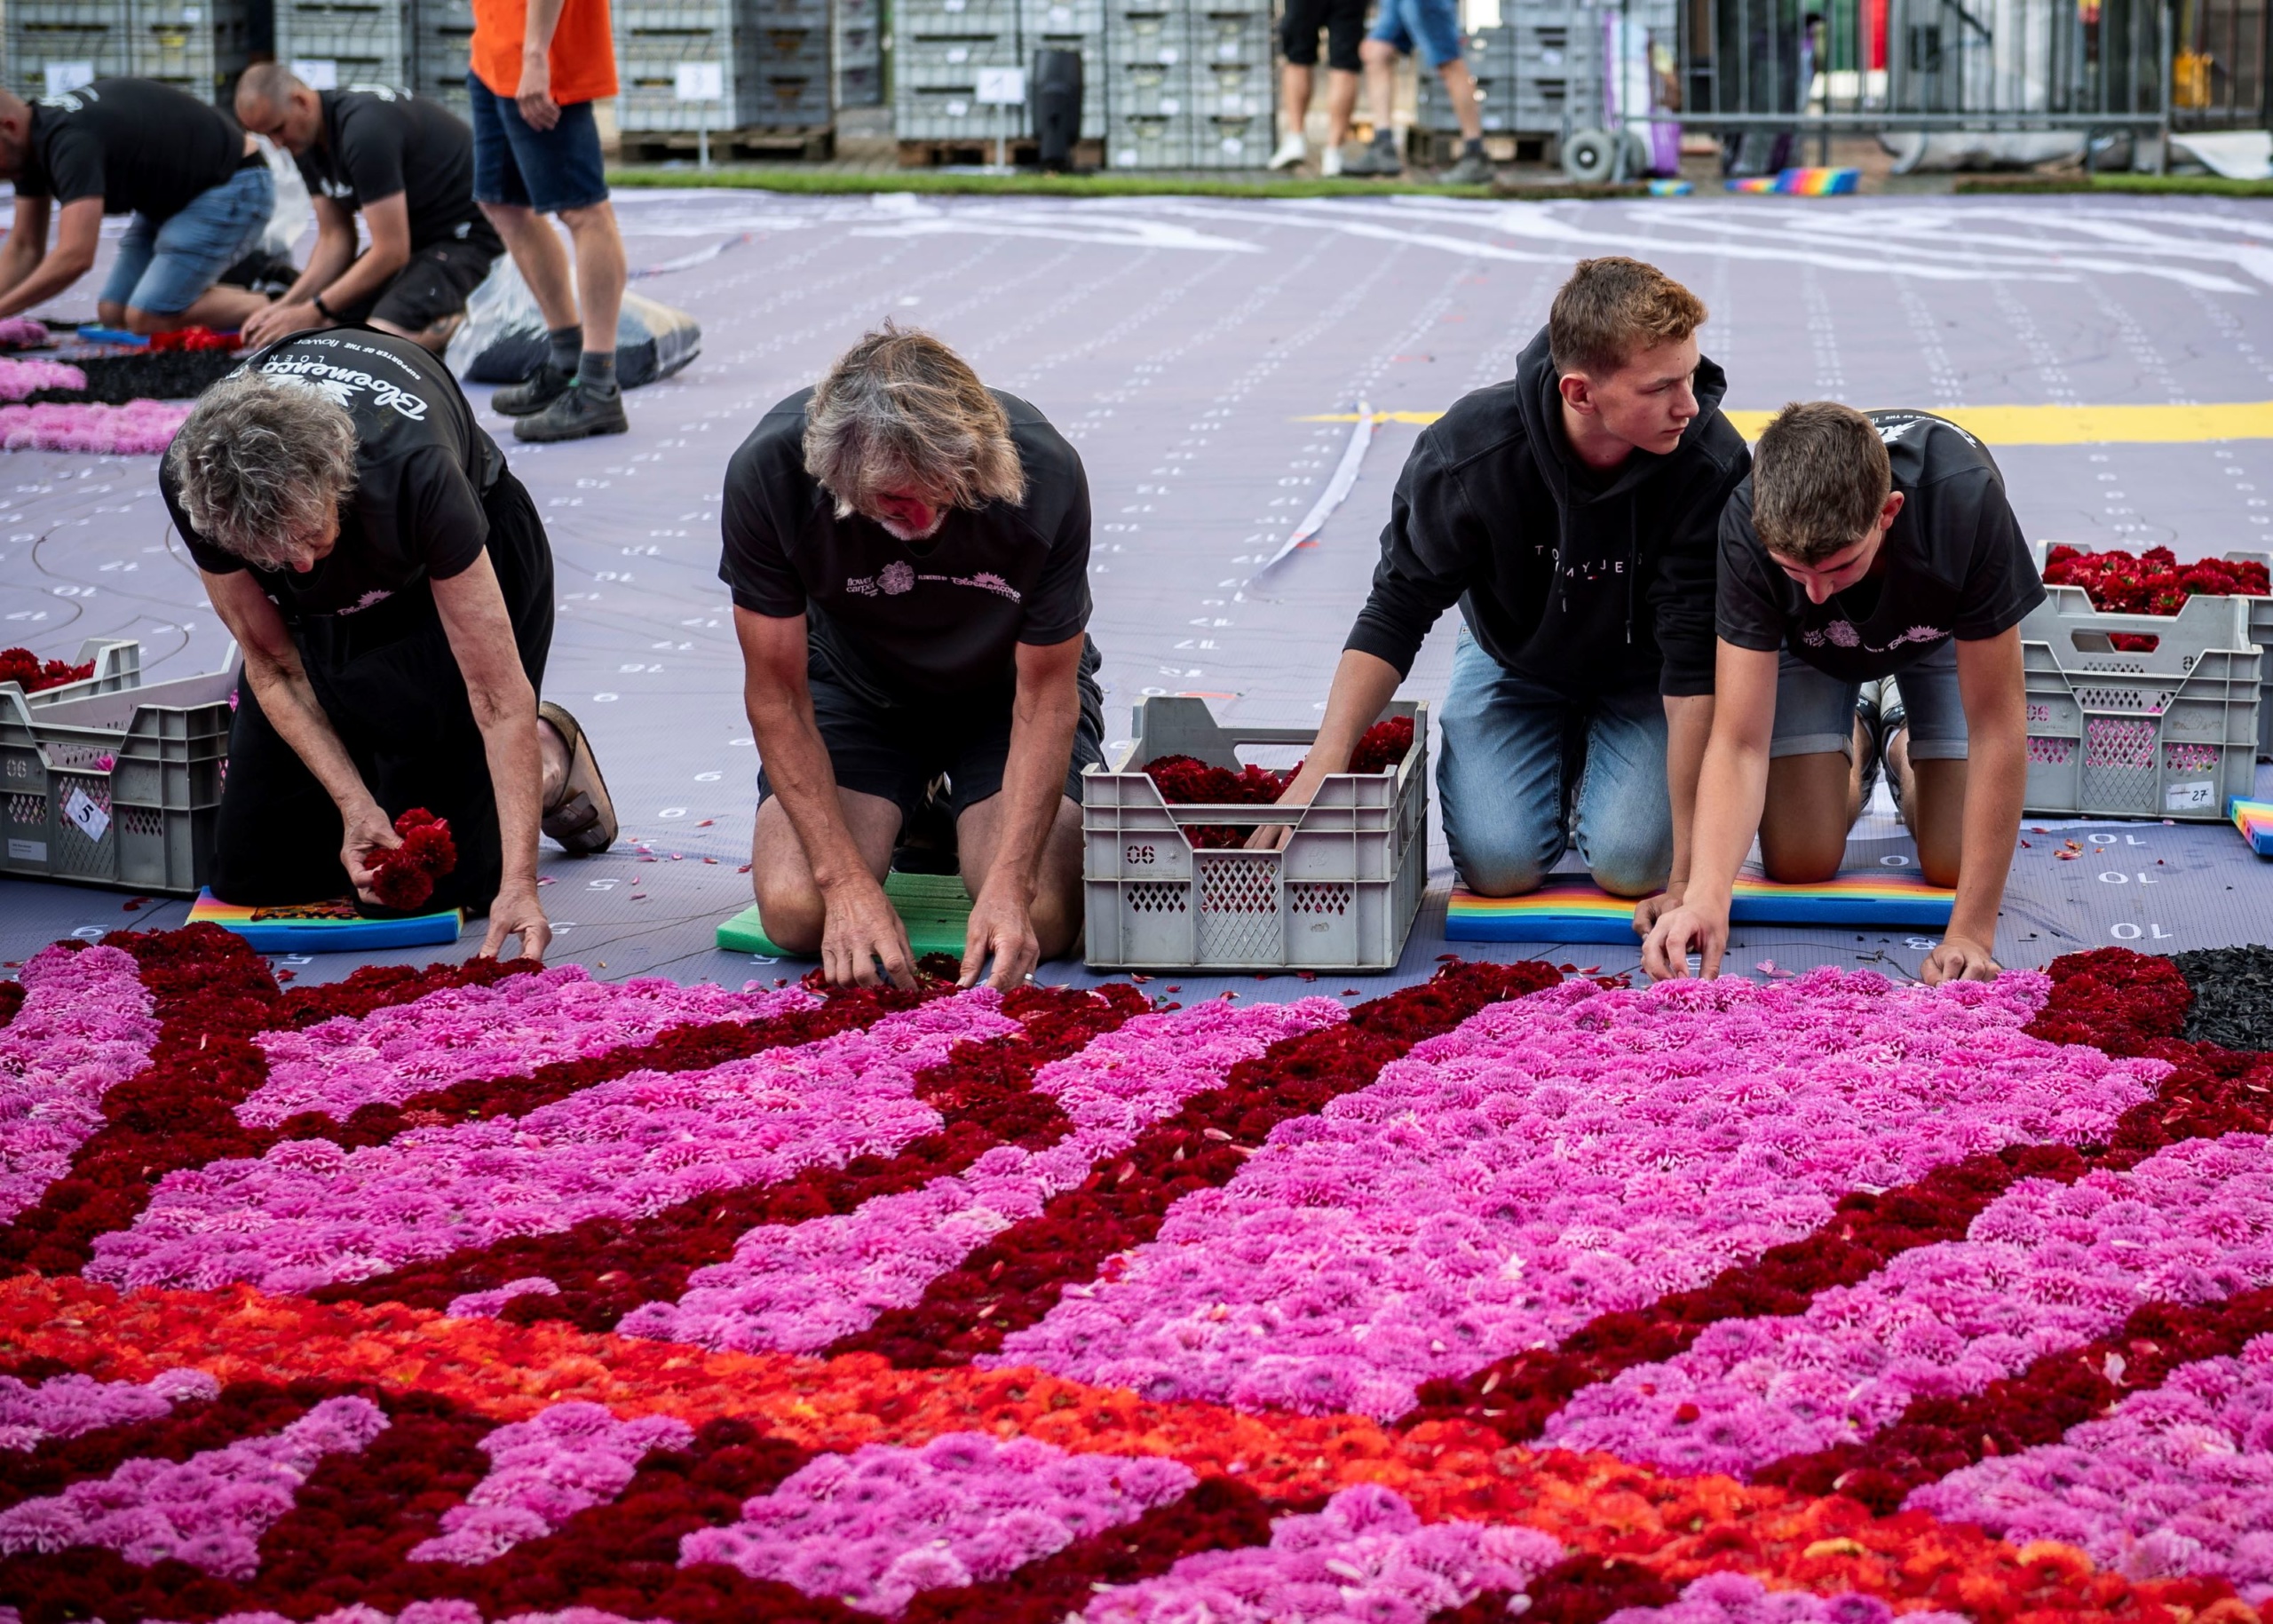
[2,188,2269,996]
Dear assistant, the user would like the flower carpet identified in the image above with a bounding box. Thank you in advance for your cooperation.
[4,927,2273,1623]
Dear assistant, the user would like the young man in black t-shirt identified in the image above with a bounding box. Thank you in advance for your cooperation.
[162,330,619,958]
[721,328,1102,993]
[1643,402,2045,986]
[234,67,503,353]
[0,79,276,334]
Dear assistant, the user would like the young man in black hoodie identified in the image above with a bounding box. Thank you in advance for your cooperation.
[1264,257,1750,927]
[1643,402,2041,986]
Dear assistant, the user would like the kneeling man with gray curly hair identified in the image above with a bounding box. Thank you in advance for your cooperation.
[722,325,1104,991]
[162,329,617,959]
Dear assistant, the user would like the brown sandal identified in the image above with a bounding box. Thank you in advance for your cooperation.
[539,701,618,856]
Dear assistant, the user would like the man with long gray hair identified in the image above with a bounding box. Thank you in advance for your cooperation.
[162,328,617,957]
[722,325,1102,990]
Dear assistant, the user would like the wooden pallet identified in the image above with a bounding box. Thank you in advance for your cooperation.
[896,136,1105,169]
[618,126,835,163]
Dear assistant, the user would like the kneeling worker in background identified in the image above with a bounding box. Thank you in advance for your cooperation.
[1643,403,2044,986]
[234,67,503,353]
[724,326,1102,992]
[1261,257,1750,936]
[163,329,619,959]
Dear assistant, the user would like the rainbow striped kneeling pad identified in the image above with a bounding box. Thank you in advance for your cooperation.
[1726,167,1861,195]
[187,890,464,952]
[1445,871,1956,943]
[2233,796,2273,857]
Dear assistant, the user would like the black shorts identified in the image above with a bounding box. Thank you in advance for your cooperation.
[337,234,502,334]
[1282,0,1368,70]
[207,470,554,915]
[758,639,1107,828]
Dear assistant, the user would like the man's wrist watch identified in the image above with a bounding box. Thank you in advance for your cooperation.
[313,294,337,322]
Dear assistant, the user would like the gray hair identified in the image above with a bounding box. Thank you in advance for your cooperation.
[803,324,1024,519]
[234,61,305,118]
[166,372,359,568]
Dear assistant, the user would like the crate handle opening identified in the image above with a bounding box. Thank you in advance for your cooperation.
[2071,630,2159,655]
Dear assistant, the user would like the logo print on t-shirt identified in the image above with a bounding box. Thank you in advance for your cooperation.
[880,561,915,595]
[1802,620,1946,654]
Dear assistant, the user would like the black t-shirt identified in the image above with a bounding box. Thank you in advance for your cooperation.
[297,87,497,254]
[718,387,1093,703]
[1717,410,2045,683]
[165,330,505,621]
[15,78,244,222]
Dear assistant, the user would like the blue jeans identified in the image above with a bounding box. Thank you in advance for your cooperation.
[1437,630,1673,897]
[1369,0,1464,68]
[99,164,274,316]
[467,74,609,213]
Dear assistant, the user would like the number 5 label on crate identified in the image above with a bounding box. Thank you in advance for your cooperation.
[61,785,109,843]
[2166,779,2215,812]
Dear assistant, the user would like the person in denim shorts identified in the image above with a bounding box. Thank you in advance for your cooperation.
[0,79,276,334]
[1342,0,1491,181]
[467,0,630,442]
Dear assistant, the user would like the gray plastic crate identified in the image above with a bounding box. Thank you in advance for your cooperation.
[2031,541,2273,760]
[6,0,131,100]
[0,659,237,897]
[1188,110,1269,164]
[2017,586,2261,820]
[1116,60,1192,115]
[1192,9,1270,67]
[1082,698,1429,971]
[131,0,253,101]
[279,0,409,83]
[11,638,142,710]
[1105,109,1187,165]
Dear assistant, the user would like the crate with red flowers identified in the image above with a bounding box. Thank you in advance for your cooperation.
[2017,585,2261,820]
[1081,695,1427,971]
[2032,541,2273,759]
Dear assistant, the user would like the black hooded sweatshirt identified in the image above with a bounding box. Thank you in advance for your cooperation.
[1343,327,1751,700]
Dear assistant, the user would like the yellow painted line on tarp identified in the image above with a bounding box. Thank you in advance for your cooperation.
[1299,401,2273,445]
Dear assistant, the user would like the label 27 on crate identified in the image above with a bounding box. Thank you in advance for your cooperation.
[2168,779,2218,812]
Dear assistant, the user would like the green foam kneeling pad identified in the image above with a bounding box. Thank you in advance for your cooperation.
[717,870,975,958]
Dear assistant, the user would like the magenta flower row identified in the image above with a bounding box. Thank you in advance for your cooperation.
[1906,1332,2273,1601]
[0,1395,387,1579]
[180,1607,653,1624]
[997,970,2157,1419]
[682,1430,1195,1614]
[0,400,191,456]
[408,1400,694,1565]
[0,1367,217,1452]
[621,999,1345,1354]
[1543,1133,2273,1478]
[242,969,816,1126]
[0,941,160,1224]
[87,994,1023,1295]
[0,357,87,400]
[1079,1482,1564,1622]
[1604,1573,1967,1623]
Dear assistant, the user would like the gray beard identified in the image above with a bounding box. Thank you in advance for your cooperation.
[878,511,947,543]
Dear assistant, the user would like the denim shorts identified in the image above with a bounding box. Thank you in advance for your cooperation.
[468,74,609,214]
[1770,638,1968,762]
[99,163,274,316]
[1369,0,1464,68]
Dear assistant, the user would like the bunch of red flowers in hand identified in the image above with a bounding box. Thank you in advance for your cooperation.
[0,646,94,693]
[368,808,457,909]
[147,327,241,353]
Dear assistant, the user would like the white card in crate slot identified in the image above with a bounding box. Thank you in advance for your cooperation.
[61,785,109,843]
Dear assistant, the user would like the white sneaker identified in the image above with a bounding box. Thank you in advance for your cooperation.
[1268,132,1308,170]
[1320,144,1344,177]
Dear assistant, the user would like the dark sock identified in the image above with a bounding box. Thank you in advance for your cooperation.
[546,323,582,375]
[576,350,619,398]
[1463,137,1485,156]
[1374,127,1397,150]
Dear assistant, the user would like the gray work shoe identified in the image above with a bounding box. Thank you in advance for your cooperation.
[512,381,629,443]
[492,361,574,417]
[1440,145,1494,185]
[1340,135,1404,177]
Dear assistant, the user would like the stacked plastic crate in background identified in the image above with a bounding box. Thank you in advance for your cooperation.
[836,0,883,107]
[894,0,1027,147]
[5,0,250,105]
[1415,0,1672,160]
[613,0,830,140]
[1102,0,1271,168]
[276,0,410,87]
[408,0,475,117]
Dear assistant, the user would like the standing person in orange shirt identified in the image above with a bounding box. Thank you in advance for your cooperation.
[467,0,631,442]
